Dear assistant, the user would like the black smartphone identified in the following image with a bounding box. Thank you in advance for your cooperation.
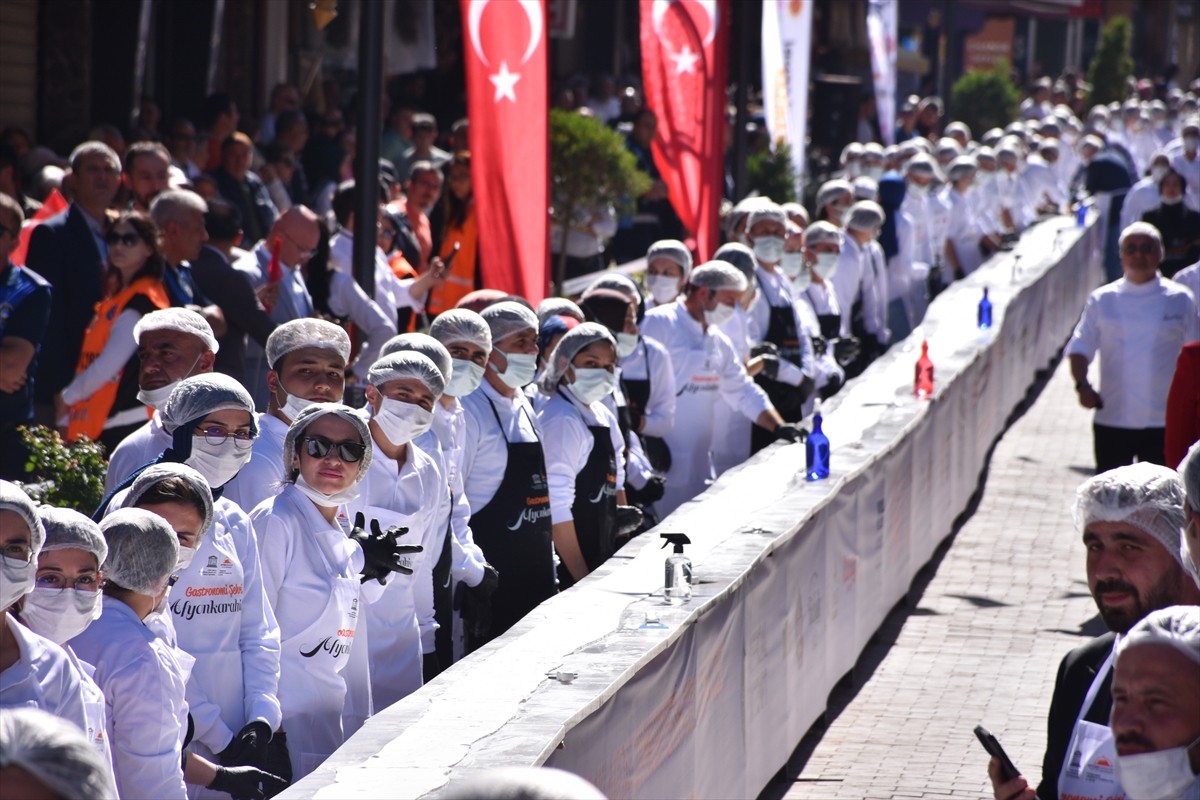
[975,724,1020,782]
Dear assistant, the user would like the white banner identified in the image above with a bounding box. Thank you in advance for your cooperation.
[761,0,812,194]
[867,0,898,145]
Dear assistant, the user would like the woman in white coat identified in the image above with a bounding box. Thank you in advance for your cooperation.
[250,403,418,780]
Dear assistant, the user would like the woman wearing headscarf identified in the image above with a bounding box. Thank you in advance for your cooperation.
[249,403,418,780]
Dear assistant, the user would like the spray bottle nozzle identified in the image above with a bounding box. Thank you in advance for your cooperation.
[660,533,691,553]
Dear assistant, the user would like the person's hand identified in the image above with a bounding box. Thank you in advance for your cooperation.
[832,337,860,367]
[255,282,281,309]
[218,721,272,769]
[258,164,278,184]
[1076,383,1103,409]
[987,758,1036,800]
[349,512,423,585]
[615,505,644,538]
[456,563,499,641]
[207,765,288,800]
[628,475,665,505]
[428,256,448,283]
[774,423,808,443]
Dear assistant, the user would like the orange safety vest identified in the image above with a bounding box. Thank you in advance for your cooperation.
[426,207,478,316]
[67,276,169,442]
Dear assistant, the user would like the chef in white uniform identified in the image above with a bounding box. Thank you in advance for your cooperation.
[250,403,418,780]
[351,351,449,709]
[640,262,805,518]
[782,226,844,406]
[641,239,693,311]
[106,308,219,491]
[943,156,989,277]
[223,319,350,513]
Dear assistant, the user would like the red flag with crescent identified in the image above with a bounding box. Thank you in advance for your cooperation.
[639,0,729,261]
[462,0,549,302]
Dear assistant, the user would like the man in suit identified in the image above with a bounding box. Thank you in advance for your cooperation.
[988,463,1200,800]
[24,140,120,424]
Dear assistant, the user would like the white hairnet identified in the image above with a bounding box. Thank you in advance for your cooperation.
[0,480,44,556]
[948,155,978,181]
[1181,441,1200,514]
[747,203,787,231]
[367,351,445,397]
[536,297,584,326]
[0,706,114,800]
[935,138,963,159]
[586,272,644,306]
[379,333,452,384]
[845,201,885,233]
[905,153,941,177]
[839,142,864,164]
[1073,463,1187,568]
[100,507,179,595]
[975,146,997,164]
[429,308,492,354]
[1038,137,1061,154]
[265,318,351,370]
[645,239,693,278]
[804,221,843,248]
[283,403,373,480]
[780,201,810,226]
[712,242,757,279]
[37,507,107,565]
[481,301,538,345]
[133,308,218,353]
[1116,605,1200,666]
[816,179,853,210]
[852,176,878,201]
[688,260,748,292]
[125,463,214,543]
[537,322,616,395]
[1118,221,1164,254]
[945,121,971,140]
[161,373,256,434]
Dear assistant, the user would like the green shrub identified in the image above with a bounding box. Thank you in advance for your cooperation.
[949,61,1021,140]
[16,425,108,514]
[1086,16,1133,107]
[746,142,799,204]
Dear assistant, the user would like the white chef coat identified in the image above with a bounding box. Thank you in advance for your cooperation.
[536,387,625,525]
[327,271,397,375]
[641,300,773,517]
[251,484,383,780]
[460,378,542,513]
[717,299,754,362]
[431,399,487,587]
[617,335,676,438]
[328,228,422,328]
[859,241,890,344]
[1169,148,1200,209]
[1022,155,1066,209]
[106,412,172,491]
[347,435,446,709]
[65,647,119,794]
[970,173,1004,236]
[943,187,986,277]
[830,236,864,335]
[70,597,190,800]
[1,613,91,739]
[1066,275,1199,428]
[903,189,952,266]
[992,168,1031,231]
[794,291,845,404]
[1120,177,1166,231]
[1173,262,1200,301]
[222,413,288,514]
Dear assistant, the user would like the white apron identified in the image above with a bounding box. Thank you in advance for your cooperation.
[1057,648,1125,800]
[659,340,721,517]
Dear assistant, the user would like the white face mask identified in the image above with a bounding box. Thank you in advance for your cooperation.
[492,350,538,389]
[812,252,839,279]
[20,587,102,644]
[907,181,930,197]
[843,161,861,178]
[568,367,616,405]
[1161,194,1183,206]
[0,554,37,610]
[137,381,179,410]
[863,165,884,181]
[445,359,486,397]
[975,171,995,187]
[645,274,681,305]
[186,437,253,488]
[280,391,316,421]
[1183,135,1199,152]
[294,473,362,509]
[1150,165,1169,182]
[175,545,197,573]
[752,236,786,265]
[1113,737,1200,800]
[704,301,736,327]
[615,332,639,359]
[373,398,433,446]
[780,252,806,280]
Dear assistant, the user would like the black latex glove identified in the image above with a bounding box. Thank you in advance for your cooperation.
[207,765,288,800]
[749,341,779,359]
[774,423,808,443]
[630,475,665,504]
[832,337,860,367]
[349,512,423,585]
[455,563,499,642]
[757,353,780,380]
[615,505,644,538]
[811,336,828,357]
[218,721,272,769]
[819,373,844,400]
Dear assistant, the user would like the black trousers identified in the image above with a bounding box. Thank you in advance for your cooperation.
[1093,423,1165,473]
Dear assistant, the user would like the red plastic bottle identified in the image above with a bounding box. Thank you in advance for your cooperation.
[914,340,934,399]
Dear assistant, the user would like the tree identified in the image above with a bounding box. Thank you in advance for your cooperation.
[746,142,799,204]
[549,109,650,293]
[1086,16,1133,107]
[949,61,1021,140]
[17,425,108,514]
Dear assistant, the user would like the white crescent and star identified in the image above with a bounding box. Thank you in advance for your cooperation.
[468,0,543,103]
[650,0,719,74]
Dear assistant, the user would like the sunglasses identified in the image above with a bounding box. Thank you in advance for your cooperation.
[105,231,142,247]
[1121,242,1156,255]
[301,435,366,463]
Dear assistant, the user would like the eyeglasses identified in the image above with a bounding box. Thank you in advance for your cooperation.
[35,573,100,592]
[301,435,366,463]
[1,543,33,564]
[105,231,143,247]
[282,227,316,261]
[194,426,257,449]
[1121,242,1157,255]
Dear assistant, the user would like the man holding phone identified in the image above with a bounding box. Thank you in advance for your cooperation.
[988,463,1200,800]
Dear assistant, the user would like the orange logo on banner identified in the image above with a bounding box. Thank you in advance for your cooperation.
[963,17,1015,74]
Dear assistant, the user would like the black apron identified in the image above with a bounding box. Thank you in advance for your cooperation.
[556,393,618,590]
[751,274,807,453]
[430,488,454,674]
[466,397,555,648]
[622,340,672,472]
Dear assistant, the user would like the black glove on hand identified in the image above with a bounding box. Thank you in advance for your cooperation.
[631,475,666,504]
[774,423,808,443]
[218,721,272,769]
[456,564,499,641]
[757,353,780,380]
[833,337,860,367]
[349,512,423,585]
[749,341,780,359]
[208,765,288,800]
[811,336,828,357]
[615,505,644,538]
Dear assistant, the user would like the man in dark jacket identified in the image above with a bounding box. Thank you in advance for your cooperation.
[209,132,278,248]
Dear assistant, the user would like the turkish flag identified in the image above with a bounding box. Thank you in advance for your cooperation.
[10,189,68,266]
[462,0,549,303]
[640,0,730,261]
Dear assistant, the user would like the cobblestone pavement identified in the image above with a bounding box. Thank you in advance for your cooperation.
[760,356,1104,800]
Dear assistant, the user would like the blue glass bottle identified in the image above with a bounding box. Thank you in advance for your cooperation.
[806,410,830,481]
[978,287,993,330]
